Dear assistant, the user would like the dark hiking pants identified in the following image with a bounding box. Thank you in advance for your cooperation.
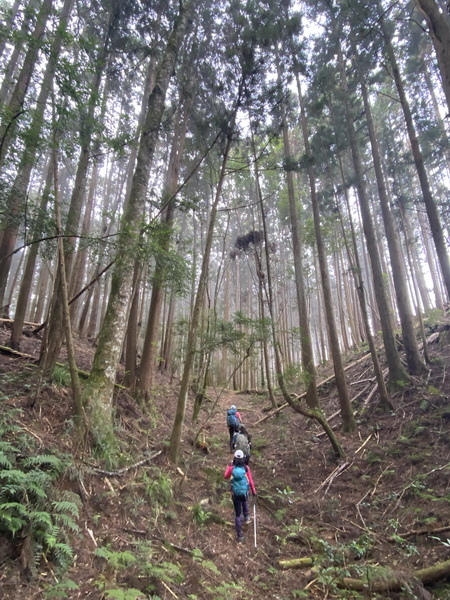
[229,425,237,451]
[232,493,249,538]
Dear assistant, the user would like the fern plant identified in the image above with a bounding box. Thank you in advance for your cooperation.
[51,365,72,387]
[0,418,80,571]
[95,541,184,598]
[42,578,79,599]
[141,469,173,506]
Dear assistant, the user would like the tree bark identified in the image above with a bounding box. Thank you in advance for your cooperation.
[380,8,450,301]
[0,0,40,105]
[0,0,74,309]
[251,141,277,409]
[84,0,194,453]
[169,122,235,465]
[121,57,158,389]
[335,164,392,411]
[159,292,176,374]
[336,44,409,390]
[10,160,53,349]
[0,0,24,62]
[50,107,85,437]
[415,0,450,117]
[296,73,355,430]
[0,0,53,168]
[358,73,426,376]
[417,208,445,310]
[279,79,319,410]
[138,90,194,399]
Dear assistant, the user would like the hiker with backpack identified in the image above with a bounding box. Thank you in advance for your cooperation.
[232,424,252,464]
[226,405,241,452]
[224,449,256,542]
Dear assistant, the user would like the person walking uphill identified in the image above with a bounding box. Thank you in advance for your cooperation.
[226,404,241,452]
[224,450,256,542]
[232,424,252,464]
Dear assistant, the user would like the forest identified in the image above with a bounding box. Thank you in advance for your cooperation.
[1,0,450,598]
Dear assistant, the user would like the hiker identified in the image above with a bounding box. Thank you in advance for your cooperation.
[232,424,252,464]
[224,449,256,542]
[226,404,241,452]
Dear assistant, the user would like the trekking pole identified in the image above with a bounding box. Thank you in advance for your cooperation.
[253,500,257,549]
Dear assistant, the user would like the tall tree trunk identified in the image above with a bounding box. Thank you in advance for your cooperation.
[123,264,142,390]
[138,91,194,399]
[279,90,319,410]
[169,119,236,465]
[296,77,355,431]
[33,260,52,323]
[83,0,194,453]
[10,159,54,348]
[256,116,344,458]
[40,8,116,375]
[417,209,444,310]
[358,73,426,376]
[251,142,277,408]
[50,124,85,437]
[69,161,97,327]
[335,168,392,411]
[80,160,127,339]
[335,247,351,349]
[380,9,450,301]
[415,0,450,117]
[0,1,39,105]
[0,0,23,62]
[0,0,53,168]
[121,58,157,389]
[159,292,175,373]
[5,249,24,309]
[336,45,409,390]
[0,0,73,306]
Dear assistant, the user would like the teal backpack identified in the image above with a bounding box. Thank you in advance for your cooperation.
[231,465,249,496]
[227,408,238,427]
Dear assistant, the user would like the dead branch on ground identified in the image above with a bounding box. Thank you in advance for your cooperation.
[89,450,163,476]
[314,460,353,495]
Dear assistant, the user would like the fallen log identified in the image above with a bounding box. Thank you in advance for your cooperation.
[416,558,450,585]
[0,344,37,360]
[256,329,441,426]
[0,344,92,378]
[338,558,450,592]
[396,524,450,540]
[0,318,40,327]
[254,353,371,425]
[0,345,128,389]
[278,557,313,569]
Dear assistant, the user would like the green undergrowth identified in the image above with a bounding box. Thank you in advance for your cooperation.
[91,540,250,600]
[0,407,81,573]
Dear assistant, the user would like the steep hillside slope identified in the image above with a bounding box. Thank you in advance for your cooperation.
[1,321,450,599]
